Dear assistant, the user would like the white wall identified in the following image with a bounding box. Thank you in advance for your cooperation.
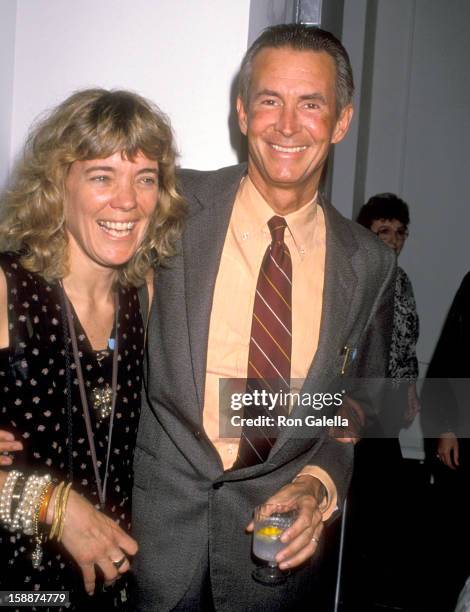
[0,0,17,191]
[10,0,250,170]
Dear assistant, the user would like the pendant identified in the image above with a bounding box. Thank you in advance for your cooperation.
[92,384,113,420]
[32,541,43,569]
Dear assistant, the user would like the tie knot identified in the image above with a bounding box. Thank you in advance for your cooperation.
[268,216,287,244]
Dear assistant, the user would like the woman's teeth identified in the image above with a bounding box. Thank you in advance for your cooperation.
[98,221,136,236]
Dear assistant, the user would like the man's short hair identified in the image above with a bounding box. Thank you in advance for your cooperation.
[238,23,354,117]
[356,193,411,229]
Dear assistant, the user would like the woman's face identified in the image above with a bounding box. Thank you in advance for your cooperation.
[64,151,159,271]
[370,218,408,255]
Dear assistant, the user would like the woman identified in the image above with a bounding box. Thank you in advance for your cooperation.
[357,192,420,425]
[342,193,420,610]
[0,89,184,609]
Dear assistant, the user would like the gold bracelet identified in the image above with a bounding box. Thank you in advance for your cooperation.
[38,482,55,524]
[57,483,72,543]
[49,481,65,540]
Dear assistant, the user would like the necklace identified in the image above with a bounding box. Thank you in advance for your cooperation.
[61,285,119,510]
[92,345,114,419]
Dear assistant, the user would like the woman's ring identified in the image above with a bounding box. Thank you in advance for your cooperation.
[112,556,127,570]
[311,535,320,545]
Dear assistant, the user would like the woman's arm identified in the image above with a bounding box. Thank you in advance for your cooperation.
[0,468,138,593]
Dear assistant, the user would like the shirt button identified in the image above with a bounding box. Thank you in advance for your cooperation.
[212,482,223,490]
[227,445,234,454]
[193,430,202,440]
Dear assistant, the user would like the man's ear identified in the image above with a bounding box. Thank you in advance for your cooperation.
[236,96,248,136]
[331,104,354,144]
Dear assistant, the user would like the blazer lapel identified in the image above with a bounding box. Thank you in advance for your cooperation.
[272,196,360,453]
[305,197,359,385]
[182,166,247,412]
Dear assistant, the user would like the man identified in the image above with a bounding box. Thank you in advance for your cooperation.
[132,24,395,611]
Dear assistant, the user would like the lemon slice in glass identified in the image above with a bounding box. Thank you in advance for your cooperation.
[256,525,283,539]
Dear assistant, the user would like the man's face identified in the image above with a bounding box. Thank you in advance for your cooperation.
[237,47,353,206]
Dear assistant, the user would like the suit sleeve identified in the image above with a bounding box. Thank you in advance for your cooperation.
[299,250,396,517]
[354,250,396,381]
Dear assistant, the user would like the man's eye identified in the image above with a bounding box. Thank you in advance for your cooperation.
[91,175,110,183]
[305,102,320,110]
[261,99,277,106]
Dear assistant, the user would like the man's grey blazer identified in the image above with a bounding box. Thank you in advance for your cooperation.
[132,164,395,611]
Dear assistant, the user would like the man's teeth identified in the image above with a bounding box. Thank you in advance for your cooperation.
[271,144,307,153]
[98,221,136,236]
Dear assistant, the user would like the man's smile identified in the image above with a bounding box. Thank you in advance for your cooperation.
[269,144,309,153]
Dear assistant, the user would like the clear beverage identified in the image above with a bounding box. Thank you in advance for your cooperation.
[253,518,288,561]
[252,505,298,585]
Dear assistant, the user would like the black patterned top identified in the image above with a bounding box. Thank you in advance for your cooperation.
[0,252,144,610]
[389,266,419,380]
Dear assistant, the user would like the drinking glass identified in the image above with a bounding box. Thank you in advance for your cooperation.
[252,503,298,585]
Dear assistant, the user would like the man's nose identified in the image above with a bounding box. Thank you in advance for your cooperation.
[276,105,300,136]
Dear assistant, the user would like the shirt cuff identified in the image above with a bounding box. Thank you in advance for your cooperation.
[294,466,338,521]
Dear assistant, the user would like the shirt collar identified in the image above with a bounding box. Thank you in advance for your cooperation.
[234,176,318,253]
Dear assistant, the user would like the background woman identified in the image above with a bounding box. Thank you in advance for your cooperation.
[0,88,184,609]
[357,192,420,424]
[341,193,421,610]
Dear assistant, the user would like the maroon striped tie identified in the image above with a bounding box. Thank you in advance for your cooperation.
[235,216,292,467]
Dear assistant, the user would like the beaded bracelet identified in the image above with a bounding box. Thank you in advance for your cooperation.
[0,470,22,528]
[15,474,51,536]
[10,474,26,518]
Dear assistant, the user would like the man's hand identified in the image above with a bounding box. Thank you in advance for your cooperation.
[0,430,23,465]
[49,489,138,595]
[437,432,459,470]
[246,475,324,570]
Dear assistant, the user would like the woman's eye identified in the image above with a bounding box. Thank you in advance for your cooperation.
[140,176,158,185]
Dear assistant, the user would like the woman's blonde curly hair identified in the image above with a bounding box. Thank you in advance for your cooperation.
[0,88,186,286]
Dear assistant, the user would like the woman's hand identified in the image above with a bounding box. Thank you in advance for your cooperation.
[0,430,23,465]
[48,488,138,595]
